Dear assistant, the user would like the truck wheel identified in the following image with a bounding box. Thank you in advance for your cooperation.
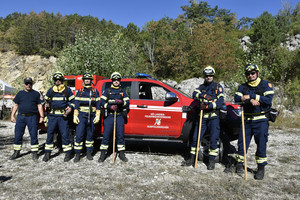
[199,133,224,163]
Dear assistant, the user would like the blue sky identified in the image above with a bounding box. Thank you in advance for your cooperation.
[0,0,299,27]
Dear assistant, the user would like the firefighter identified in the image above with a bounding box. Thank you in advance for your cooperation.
[98,72,130,163]
[10,77,44,160]
[42,72,75,162]
[184,66,224,170]
[73,72,101,162]
[234,64,274,180]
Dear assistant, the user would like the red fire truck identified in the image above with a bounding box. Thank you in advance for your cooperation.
[41,73,242,161]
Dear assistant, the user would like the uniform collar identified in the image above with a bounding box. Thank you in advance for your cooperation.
[84,85,92,89]
[248,77,261,87]
[111,84,120,89]
[52,84,65,92]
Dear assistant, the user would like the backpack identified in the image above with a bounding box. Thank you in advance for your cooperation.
[78,88,97,98]
[200,82,219,95]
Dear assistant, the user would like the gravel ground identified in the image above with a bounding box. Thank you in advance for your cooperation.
[0,120,299,200]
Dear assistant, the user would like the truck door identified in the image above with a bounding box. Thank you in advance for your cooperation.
[127,81,183,138]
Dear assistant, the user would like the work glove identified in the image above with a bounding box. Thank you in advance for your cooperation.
[203,94,213,101]
[200,103,209,110]
[93,110,101,124]
[115,99,123,105]
[44,116,48,127]
[73,109,80,124]
[63,107,72,117]
[110,105,118,111]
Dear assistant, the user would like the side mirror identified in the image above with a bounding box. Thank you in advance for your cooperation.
[165,92,178,102]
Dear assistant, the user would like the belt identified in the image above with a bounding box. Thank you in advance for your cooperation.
[19,113,36,116]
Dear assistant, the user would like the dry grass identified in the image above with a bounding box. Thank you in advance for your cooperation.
[271,112,300,130]
[0,121,300,200]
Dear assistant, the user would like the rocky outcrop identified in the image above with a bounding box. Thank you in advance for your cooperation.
[0,51,57,93]
[240,34,300,51]
[281,34,300,51]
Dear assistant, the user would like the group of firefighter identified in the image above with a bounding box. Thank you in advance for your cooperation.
[9,64,274,180]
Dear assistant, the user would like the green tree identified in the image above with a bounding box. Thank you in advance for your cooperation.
[57,30,137,77]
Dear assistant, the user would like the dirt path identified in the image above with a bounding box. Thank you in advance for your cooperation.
[0,121,299,199]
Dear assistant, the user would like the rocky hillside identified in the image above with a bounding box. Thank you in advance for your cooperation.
[0,51,57,94]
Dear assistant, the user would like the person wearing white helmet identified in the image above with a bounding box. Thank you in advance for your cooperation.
[183,66,224,170]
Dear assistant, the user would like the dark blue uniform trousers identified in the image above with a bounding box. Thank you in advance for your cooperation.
[74,112,95,154]
[14,115,38,148]
[45,115,71,153]
[101,114,125,147]
[191,117,220,158]
[237,119,269,166]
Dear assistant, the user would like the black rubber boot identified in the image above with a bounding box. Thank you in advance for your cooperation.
[64,153,72,162]
[254,165,265,180]
[86,151,93,160]
[74,153,80,163]
[9,150,20,160]
[98,151,107,163]
[207,157,215,170]
[183,155,195,166]
[32,151,38,160]
[43,152,51,162]
[119,151,128,162]
[236,162,244,176]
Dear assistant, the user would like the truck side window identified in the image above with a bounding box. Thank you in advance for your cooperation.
[139,82,170,101]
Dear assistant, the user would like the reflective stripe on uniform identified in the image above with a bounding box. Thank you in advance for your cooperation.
[101,96,107,100]
[264,90,274,96]
[202,112,218,118]
[255,94,260,101]
[75,97,100,101]
[209,148,219,156]
[45,144,54,151]
[117,144,125,151]
[194,89,201,98]
[212,102,217,109]
[69,95,75,101]
[190,147,196,155]
[256,156,267,164]
[74,142,83,150]
[79,106,96,113]
[13,144,22,151]
[52,97,65,101]
[100,144,109,150]
[123,97,130,106]
[31,144,39,152]
[63,144,72,152]
[244,115,267,121]
[235,92,243,97]
[217,93,224,99]
[85,140,94,148]
[236,154,244,163]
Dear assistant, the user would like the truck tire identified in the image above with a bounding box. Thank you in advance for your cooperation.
[197,132,224,163]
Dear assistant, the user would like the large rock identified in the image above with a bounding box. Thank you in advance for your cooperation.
[0,51,57,94]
